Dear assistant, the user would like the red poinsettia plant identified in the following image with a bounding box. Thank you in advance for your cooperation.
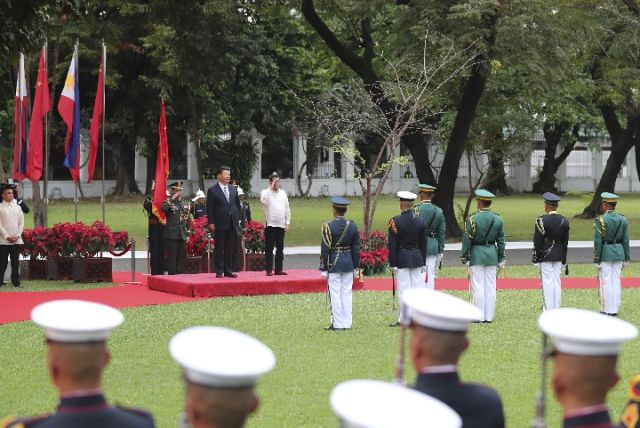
[359,231,389,269]
[186,216,211,257]
[22,221,127,258]
[244,221,265,254]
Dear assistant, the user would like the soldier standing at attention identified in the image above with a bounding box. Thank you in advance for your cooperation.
[143,181,165,275]
[532,192,570,310]
[2,300,155,428]
[162,181,190,275]
[461,189,505,323]
[320,197,361,331]
[415,184,445,290]
[594,192,630,316]
[388,191,427,327]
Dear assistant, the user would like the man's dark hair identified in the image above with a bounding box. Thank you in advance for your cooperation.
[334,206,347,216]
[478,199,492,208]
[605,201,617,209]
[269,172,280,182]
[217,165,231,174]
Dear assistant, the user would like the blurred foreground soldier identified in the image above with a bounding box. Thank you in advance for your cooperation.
[0,184,24,288]
[402,288,505,428]
[415,184,445,290]
[594,192,630,316]
[260,172,291,276]
[169,326,276,428]
[330,379,461,428]
[532,192,570,310]
[620,374,640,427]
[143,181,165,275]
[538,308,638,427]
[388,191,426,327]
[192,189,207,220]
[460,189,505,323]
[163,181,190,275]
[2,300,155,428]
[320,197,360,330]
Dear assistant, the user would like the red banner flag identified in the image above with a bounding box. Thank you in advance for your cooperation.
[26,47,51,182]
[88,47,105,183]
[14,53,30,181]
[152,100,170,224]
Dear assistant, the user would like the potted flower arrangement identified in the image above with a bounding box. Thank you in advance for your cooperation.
[244,220,266,271]
[20,226,50,279]
[359,231,389,275]
[185,216,213,273]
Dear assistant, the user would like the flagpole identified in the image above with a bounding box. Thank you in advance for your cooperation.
[101,41,106,224]
[74,40,79,222]
[43,41,49,227]
[17,52,24,182]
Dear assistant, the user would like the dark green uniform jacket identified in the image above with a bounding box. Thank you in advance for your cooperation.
[461,208,505,266]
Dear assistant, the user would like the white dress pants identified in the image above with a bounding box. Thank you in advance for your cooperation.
[469,265,497,322]
[397,267,425,323]
[598,261,623,315]
[328,272,353,328]
[425,255,437,290]
[539,262,562,310]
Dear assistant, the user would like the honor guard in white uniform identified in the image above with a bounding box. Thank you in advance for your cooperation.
[415,184,446,290]
[169,326,276,428]
[460,190,506,323]
[532,192,570,310]
[594,192,630,316]
[330,379,461,428]
[537,308,637,427]
[388,191,427,326]
[320,197,361,330]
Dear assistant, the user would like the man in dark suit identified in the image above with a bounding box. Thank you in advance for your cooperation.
[3,300,155,428]
[402,288,505,428]
[207,166,242,278]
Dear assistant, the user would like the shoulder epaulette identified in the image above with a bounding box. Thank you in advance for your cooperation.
[388,218,398,234]
[322,222,332,248]
[2,414,51,428]
[535,216,545,235]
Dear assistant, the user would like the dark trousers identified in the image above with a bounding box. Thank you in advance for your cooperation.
[265,226,285,273]
[165,239,185,275]
[0,244,20,285]
[214,229,235,275]
[149,224,165,275]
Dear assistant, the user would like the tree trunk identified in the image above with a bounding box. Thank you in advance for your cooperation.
[401,132,436,184]
[185,88,205,191]
[113,141,139,195]
[31,180,44,226]
[482,148,508,194]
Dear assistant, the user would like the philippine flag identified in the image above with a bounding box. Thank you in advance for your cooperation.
[13,53,30,181]
[58,45,81,182]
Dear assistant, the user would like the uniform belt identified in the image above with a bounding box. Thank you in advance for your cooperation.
[330,246,351,251]
[471,241,495,246]
[603,240,621,245]
[399,246,418,250]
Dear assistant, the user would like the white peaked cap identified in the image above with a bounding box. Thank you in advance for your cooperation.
[397,191,417,201]
[402,288,482,331]
[538,308,638,356]
[192,189,206,201]
[331,379,461,428]
[31,300,124,343]
[169,326,276,388]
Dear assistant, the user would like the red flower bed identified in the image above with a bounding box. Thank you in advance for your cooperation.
[359,231,389,269]
[186,217,211,256]
[244,221,265,254]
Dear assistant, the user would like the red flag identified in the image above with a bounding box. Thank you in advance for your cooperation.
[152,100,170,224]
[14,53,30,181]
[26,47,51,182]
[88,47,104,183]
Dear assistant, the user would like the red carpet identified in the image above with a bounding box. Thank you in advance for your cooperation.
[148,269,365,297]
[362,277,640,290]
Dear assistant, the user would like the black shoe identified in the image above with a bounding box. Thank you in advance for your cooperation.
[325,325,336,331]
[224,273,238,278]
[483,320,493,323]
[275,271,287,276]
[389,322,400,327]
[266,271,273,276]
[216,273,223,278]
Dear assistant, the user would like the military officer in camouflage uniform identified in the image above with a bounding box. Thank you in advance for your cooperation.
[532,192,570,310]
[415,184,445,290]
[162,181,190,275]
[594,192,630,316]
[320,197,360,330]
[388,191,427,326]
[461,189,505,323]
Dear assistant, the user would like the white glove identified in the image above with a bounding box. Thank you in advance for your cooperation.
[353,269,359,279]
[420,266,426,273]
[623,260,630,268]
[391,267,398,273]
[320,271,328,279]
[533,262,540,267]
[498,260,506,268]
[463,260,470,266]
[438,253,444,264]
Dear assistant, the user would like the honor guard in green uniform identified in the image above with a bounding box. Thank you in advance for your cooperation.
[162,181,191,275]
[533,192,570,310]
[415,184,445,290]
[461,189,505,322]
[594,192,630,316]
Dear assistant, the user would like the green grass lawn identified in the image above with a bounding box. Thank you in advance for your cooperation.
[2,289,640,427]
[25,193,640,248]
